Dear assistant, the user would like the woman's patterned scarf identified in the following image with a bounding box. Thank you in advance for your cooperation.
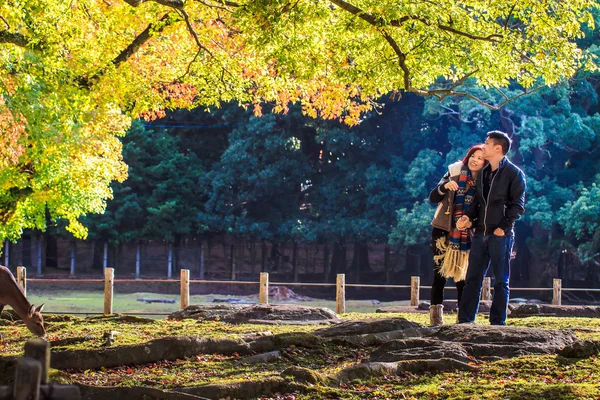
[434,166,476,282]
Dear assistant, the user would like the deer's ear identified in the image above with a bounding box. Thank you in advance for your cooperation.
[35,304,44,313]
[28,305,35,317]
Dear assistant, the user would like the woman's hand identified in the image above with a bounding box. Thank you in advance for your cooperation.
[444,181,459,191]
[456,216,472,230]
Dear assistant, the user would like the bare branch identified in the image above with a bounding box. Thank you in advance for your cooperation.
[440,85,547,110]
[505,4,517,30]
[494,86,510,101]
[177,9,215,58]
[0,16,10,30]
[196,0,234,12]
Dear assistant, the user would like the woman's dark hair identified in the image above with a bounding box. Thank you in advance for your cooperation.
[461,144,485,165]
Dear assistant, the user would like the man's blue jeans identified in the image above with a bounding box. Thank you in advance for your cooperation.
[458,233,514,325]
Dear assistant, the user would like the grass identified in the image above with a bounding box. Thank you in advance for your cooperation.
[2,290,600,399]
[24,289,411,315]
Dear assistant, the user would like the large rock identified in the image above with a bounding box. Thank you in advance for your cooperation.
[430,324,577,356]
[559,340,600,358]
[171,304,340,325]
[315,318,425,337]
[509,304,600,318]
[220,304,340,325]
[370,338,471,364]
[168,305,249,321]
[314,318,436,347]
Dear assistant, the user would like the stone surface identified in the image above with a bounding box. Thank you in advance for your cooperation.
[370,338,471,364]
[509,304,600,318]
[559,340,600,359]
[281,366,329,385]
[242,350,282,364]
[221,304,339,325]
[314,318,424,337]
[431,324,577,353]
[168,305,249,321]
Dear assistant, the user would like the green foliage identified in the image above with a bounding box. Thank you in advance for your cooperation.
[0,0,597,242]
[84,121,204,243]
[389,202,435,248]
[559,177,600,241]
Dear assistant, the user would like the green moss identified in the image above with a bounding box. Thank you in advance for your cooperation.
[3,311,600,399]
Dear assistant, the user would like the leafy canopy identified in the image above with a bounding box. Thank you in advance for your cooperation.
[0,0,596,241]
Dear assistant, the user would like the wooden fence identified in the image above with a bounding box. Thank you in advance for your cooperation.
[0,338,80,400]
[12,266,597,315]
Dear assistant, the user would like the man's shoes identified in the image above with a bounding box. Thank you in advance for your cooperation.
[429,304,444,326]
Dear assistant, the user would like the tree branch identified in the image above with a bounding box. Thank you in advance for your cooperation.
[78,13,174,87]
[177,9,215,58]
[0,16,10,29]
[0,30,42,50]
[505,4,517,30]
[329,0,503,42]
[123,0,184,7]
[196,0,234,12]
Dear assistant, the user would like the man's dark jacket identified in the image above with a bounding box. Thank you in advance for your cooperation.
[465,157,526,235]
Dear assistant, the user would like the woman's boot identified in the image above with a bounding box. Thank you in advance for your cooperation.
[429,304,444,326]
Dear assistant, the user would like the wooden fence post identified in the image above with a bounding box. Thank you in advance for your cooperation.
[410,276,420,306]
[13,357,41,400]
[336,274,346,314]
[259,272,269,305]
[553,279,562,306]
[16,266,26,296]
[481,277,492,301]
[104,267,114,315]
[24,338,50,384]
[180,269,190,310]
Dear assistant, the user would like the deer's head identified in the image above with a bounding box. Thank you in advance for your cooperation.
[24,304,46,338]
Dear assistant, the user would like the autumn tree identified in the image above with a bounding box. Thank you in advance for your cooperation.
[0,0,596,242]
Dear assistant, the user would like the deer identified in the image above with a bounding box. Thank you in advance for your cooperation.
[0,265,46,339]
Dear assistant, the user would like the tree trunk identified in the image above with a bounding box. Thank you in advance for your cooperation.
[37,232,44,276]
[167,243,173,279]
[261,241,267,272]
[292,242,298,282]
[323,245,330,282]
[330,241,346,280]
[3,239,9,267]
[70,240,76,276]
[15,237,23,267]
[199,240,205,280]
[350,242,370,283]
[135,241,141,279]
[384,244,391,284]
[271,243,280,271]
[230,243,236,280]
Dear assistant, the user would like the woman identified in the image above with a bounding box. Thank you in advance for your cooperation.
[428,145,486,326]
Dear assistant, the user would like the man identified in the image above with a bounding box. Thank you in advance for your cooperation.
[456,131,526,325]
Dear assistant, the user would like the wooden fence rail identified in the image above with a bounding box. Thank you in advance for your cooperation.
[12,267,600,315]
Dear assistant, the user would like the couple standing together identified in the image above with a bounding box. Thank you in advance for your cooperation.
[429,130,526,326]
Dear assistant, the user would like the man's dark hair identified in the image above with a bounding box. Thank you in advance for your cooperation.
[487,130,512,155]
